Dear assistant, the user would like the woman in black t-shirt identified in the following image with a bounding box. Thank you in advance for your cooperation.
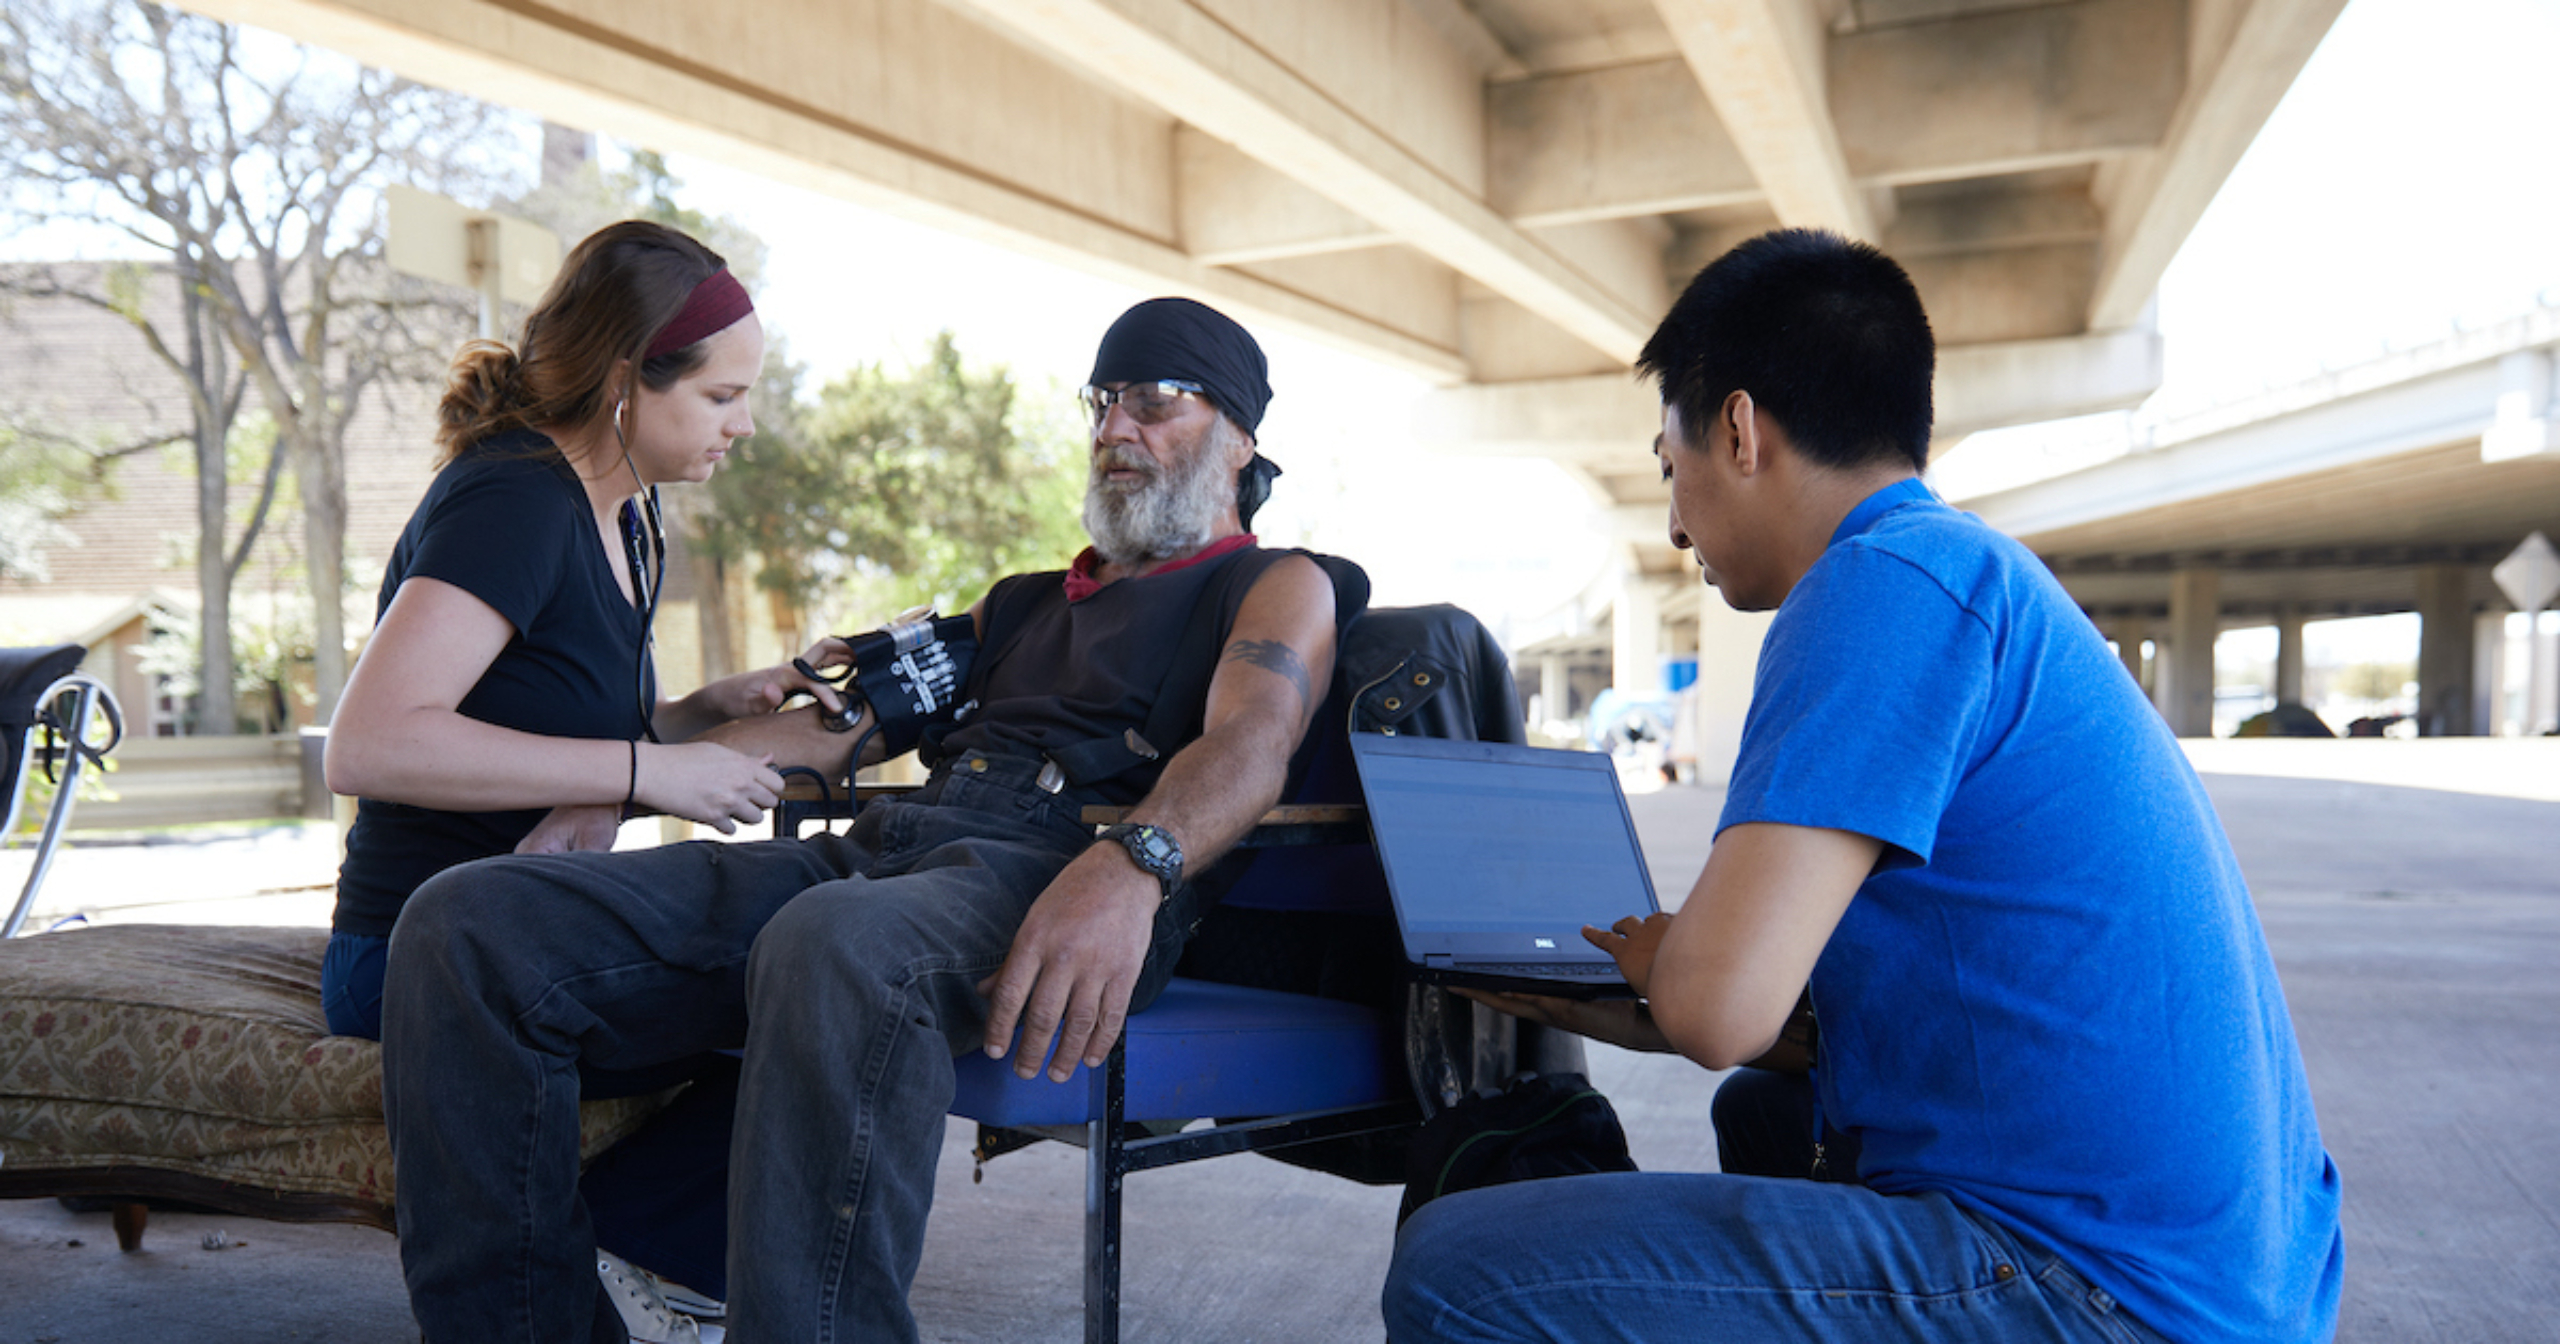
[325,221,844,1333]
[325,221,845,1040]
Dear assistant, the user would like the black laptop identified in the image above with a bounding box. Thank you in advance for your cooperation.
[1347,733,1661,999]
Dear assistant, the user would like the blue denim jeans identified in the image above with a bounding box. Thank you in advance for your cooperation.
[382,755,1189,1344]
[1384,1170,2172,1344]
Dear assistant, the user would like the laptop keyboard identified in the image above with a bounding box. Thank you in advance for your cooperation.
[1480,962,1616,978]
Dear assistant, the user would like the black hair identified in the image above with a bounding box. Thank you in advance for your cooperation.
[1636,229,1934,472]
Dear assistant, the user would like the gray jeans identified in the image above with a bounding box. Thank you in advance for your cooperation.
[382,753,1189,1343]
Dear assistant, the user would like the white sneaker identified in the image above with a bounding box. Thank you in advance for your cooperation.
[655,1277,726,1321]
[597,1249,701,1344]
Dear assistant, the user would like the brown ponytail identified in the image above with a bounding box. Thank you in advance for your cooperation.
[432,220,732,464]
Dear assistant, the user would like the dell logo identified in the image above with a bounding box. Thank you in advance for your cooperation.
[1534,937,1556,949]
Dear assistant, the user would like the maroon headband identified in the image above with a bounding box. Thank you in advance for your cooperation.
[643,267,753,360]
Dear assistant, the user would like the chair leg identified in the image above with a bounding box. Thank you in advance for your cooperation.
[111,1201,148,1252]
[1083,1042,1127,1344]
[5,681,113,940]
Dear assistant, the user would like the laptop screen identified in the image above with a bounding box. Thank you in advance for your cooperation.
[1349,735,1660,957]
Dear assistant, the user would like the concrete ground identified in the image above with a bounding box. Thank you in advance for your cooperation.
[4,762,2556,1343]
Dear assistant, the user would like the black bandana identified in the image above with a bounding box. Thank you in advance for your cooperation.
[1088,297,1273,435]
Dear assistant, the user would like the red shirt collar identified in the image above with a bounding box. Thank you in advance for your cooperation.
[1063,533,1257,602]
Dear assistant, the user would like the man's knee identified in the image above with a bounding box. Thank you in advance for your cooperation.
[750,884,942,1007]
[385,860,517,989]
[1384,1193,1510,1340]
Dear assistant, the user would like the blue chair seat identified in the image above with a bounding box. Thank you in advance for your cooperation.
[949,976,1419,1344]
[952,977,1400,1127]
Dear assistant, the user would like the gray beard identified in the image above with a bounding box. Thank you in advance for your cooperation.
[1081,439,1232,565]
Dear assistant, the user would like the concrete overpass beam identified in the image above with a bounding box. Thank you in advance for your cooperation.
[2482,348,2560,462]
[1177,131,1388,264]
[1488,58,1762,227]
[1415,375,1661,454]
[184,0,1474,380]
[2415,565,2477,736]
[1933,326,2165,444]
[1497,0,2183,229]
[1525,218,1673,332]
[967,0,1654,363]
[1831,0,2183,185]
[1652,0,1877,241]
[1227,248,1464,353]
[1463,320,2168,456]
[2160,568,2220,736]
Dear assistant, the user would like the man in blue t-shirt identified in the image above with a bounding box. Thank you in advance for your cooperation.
[1383,230,2342,1344]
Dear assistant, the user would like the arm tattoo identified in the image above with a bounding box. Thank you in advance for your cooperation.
[1223,638,1312,714]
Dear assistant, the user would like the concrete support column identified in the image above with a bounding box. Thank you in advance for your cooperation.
[2159,569,2220,737]
[1537,654,1570,727]
[2105,620,2148,691]
[2273,605,2307,706]
[1687,601,1777,789]
[2415,565,2476,736]
[1611,575,1664,698]
[2534,613,2560,736]
[2474,612,2509,737]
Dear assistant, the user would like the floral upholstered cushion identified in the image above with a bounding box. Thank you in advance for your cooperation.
[0,923,667,1220]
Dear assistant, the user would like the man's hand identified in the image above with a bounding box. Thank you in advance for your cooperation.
[976,846,1161,1082]
[1455,988,1674,1054]
[1582,911,1673,998]
[514,803,624,855]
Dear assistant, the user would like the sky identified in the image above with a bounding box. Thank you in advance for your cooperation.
[9,0,2551,660]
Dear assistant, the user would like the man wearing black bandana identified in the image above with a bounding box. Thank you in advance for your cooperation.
[379,297,1360,1343]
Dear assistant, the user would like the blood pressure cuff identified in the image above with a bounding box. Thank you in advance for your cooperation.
[845,611,978,758]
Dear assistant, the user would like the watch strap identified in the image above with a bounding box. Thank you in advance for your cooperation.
[1099,822,1183,903]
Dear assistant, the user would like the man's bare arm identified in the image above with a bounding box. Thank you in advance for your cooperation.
[1637,822,1879,1070]
[978,556,1339,1080]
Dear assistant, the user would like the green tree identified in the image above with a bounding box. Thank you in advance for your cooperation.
[0,417,160,583]
[694,333,1087,648]
[0,0,516,728]
[2333,660,2414,703]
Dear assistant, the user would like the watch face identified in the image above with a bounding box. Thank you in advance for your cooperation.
[1109,824,1180,888]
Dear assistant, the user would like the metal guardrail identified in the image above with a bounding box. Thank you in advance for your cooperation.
[55,733,314,831]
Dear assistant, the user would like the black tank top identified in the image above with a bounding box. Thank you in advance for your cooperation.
[927,546,1287,806]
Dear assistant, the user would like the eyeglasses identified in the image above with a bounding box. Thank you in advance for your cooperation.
[1078,379,1208,430]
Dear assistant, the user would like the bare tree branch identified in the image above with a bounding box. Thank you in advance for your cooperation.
[0,0,518,726]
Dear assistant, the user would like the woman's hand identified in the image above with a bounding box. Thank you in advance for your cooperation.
[515,804,625,855]
[635,741,787,833]
[663,637,858,739]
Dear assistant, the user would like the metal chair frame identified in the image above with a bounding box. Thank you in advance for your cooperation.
[4,670,123,939]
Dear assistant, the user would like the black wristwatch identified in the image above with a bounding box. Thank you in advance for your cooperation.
[1098,823,1184,904]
